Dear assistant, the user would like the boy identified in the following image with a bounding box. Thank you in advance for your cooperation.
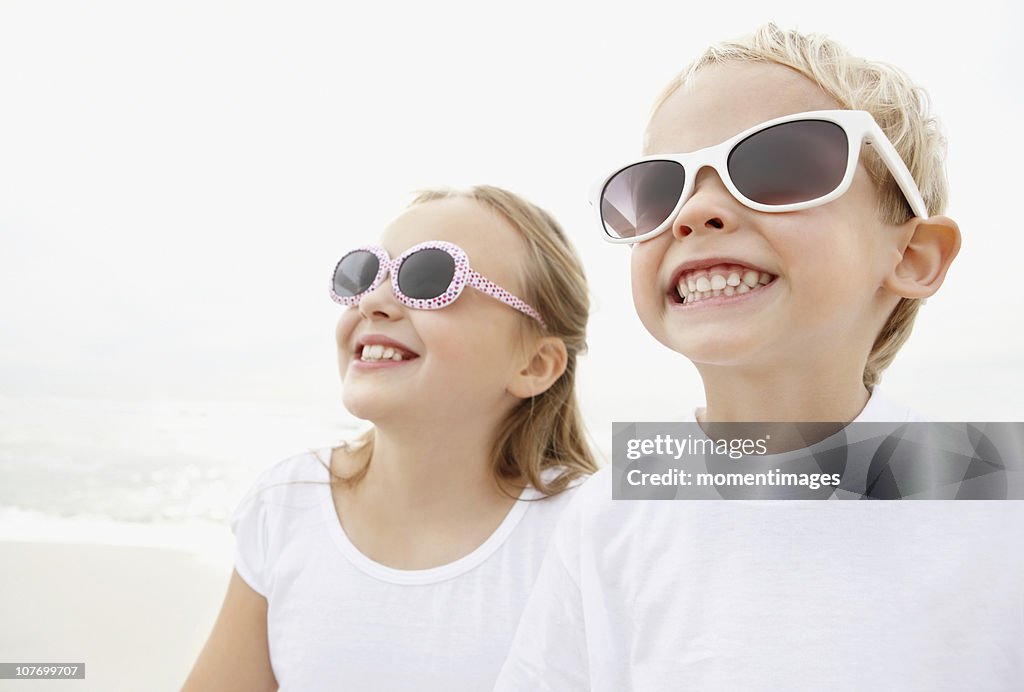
[494,24,1023,690]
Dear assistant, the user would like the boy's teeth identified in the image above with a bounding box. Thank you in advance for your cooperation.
[676,267,776,304]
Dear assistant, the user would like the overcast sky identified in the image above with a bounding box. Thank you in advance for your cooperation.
[2,0,1022,431]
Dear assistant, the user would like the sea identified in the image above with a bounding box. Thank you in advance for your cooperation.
[0,395,361,557]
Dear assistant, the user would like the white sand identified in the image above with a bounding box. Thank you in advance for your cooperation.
[0,541,234,692]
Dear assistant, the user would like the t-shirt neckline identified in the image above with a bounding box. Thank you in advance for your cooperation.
[315,446,539,585]
[687,386,916,425]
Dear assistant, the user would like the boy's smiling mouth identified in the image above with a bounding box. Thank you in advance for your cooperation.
[668,260,779,306]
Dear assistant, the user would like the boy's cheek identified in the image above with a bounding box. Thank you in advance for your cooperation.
[630,274,664,333]
[629,279,673,346]
[630,249,664,302]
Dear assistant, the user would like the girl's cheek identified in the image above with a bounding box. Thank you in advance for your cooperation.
[335,310,359,350]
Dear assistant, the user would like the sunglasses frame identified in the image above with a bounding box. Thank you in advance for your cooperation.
[591,109,930,244]
[329,240,547,328]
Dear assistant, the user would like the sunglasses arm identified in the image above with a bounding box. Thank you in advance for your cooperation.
[865,129,930,220]
[466,272,547,329]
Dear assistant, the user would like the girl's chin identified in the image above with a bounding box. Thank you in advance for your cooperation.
[340,393,398,422]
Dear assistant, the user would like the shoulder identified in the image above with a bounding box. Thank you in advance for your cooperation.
[571,463,613,505]
[232,446,333,517]
[527,465,600,504]
[504,466,598,533]
[530,465,613,528]
[861,387,927,422]
[249,446,332,488]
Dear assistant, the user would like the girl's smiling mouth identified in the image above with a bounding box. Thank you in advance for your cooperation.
[352,334,420,369]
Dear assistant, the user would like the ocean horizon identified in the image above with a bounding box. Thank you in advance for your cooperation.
[0,394,361,552]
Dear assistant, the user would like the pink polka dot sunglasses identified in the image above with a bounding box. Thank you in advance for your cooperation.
[329,240,546,328]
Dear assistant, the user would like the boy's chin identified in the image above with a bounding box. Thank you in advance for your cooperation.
[659,332,770,368]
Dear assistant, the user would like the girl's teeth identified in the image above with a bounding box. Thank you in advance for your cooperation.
[710,275,727,290]
[741,270,760,288]
[724,285,735,296]
[695,276,711,292]
[758,272,772,285]
[361,344,407,361]
[737,283,750,294]
[726,272,741,287]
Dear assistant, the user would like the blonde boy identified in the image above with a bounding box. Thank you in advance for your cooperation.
[495,24,1024,691]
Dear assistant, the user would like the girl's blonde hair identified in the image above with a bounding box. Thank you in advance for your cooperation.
[330,185,598,497]
[651,23,950,388]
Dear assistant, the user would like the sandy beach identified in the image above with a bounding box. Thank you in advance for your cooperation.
[0,541,233,692]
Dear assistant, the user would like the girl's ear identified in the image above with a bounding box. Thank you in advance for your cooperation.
[507,337,568,399]
[883,214,961,298]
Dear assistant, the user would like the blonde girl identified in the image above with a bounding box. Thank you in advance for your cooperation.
[184,185,597,691]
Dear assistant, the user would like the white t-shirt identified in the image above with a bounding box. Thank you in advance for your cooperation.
[495,389,1024,691]
[230,446,585,691]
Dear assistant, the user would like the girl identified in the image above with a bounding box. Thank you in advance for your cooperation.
[183,185,597,691]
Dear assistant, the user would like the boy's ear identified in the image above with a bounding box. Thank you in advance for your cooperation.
[507,336,568,399]
[883,214,961,298]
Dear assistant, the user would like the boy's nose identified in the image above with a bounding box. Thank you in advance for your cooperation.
[671,166,738,240]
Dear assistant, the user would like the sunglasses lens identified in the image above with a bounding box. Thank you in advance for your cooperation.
[333,250,380,297]
[600,160,686,239]
[397,248,455,300]
[728,120,849,205]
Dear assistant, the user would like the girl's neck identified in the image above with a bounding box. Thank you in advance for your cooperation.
[331,418,525,570]
[354,418,521,514]
[696,361,871,423]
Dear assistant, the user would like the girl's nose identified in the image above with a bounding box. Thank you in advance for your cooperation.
[357,273,403,321]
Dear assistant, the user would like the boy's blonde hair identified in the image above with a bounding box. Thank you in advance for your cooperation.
[331,185,598,497]
[651,23,949,388]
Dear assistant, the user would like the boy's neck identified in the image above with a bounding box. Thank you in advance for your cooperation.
[696,365,871,423]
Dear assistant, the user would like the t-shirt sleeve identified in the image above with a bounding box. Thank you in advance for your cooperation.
[228,472,272,597]
[493,493,590,691]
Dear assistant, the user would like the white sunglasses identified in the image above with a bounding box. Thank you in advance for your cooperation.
[592,109,929,244]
